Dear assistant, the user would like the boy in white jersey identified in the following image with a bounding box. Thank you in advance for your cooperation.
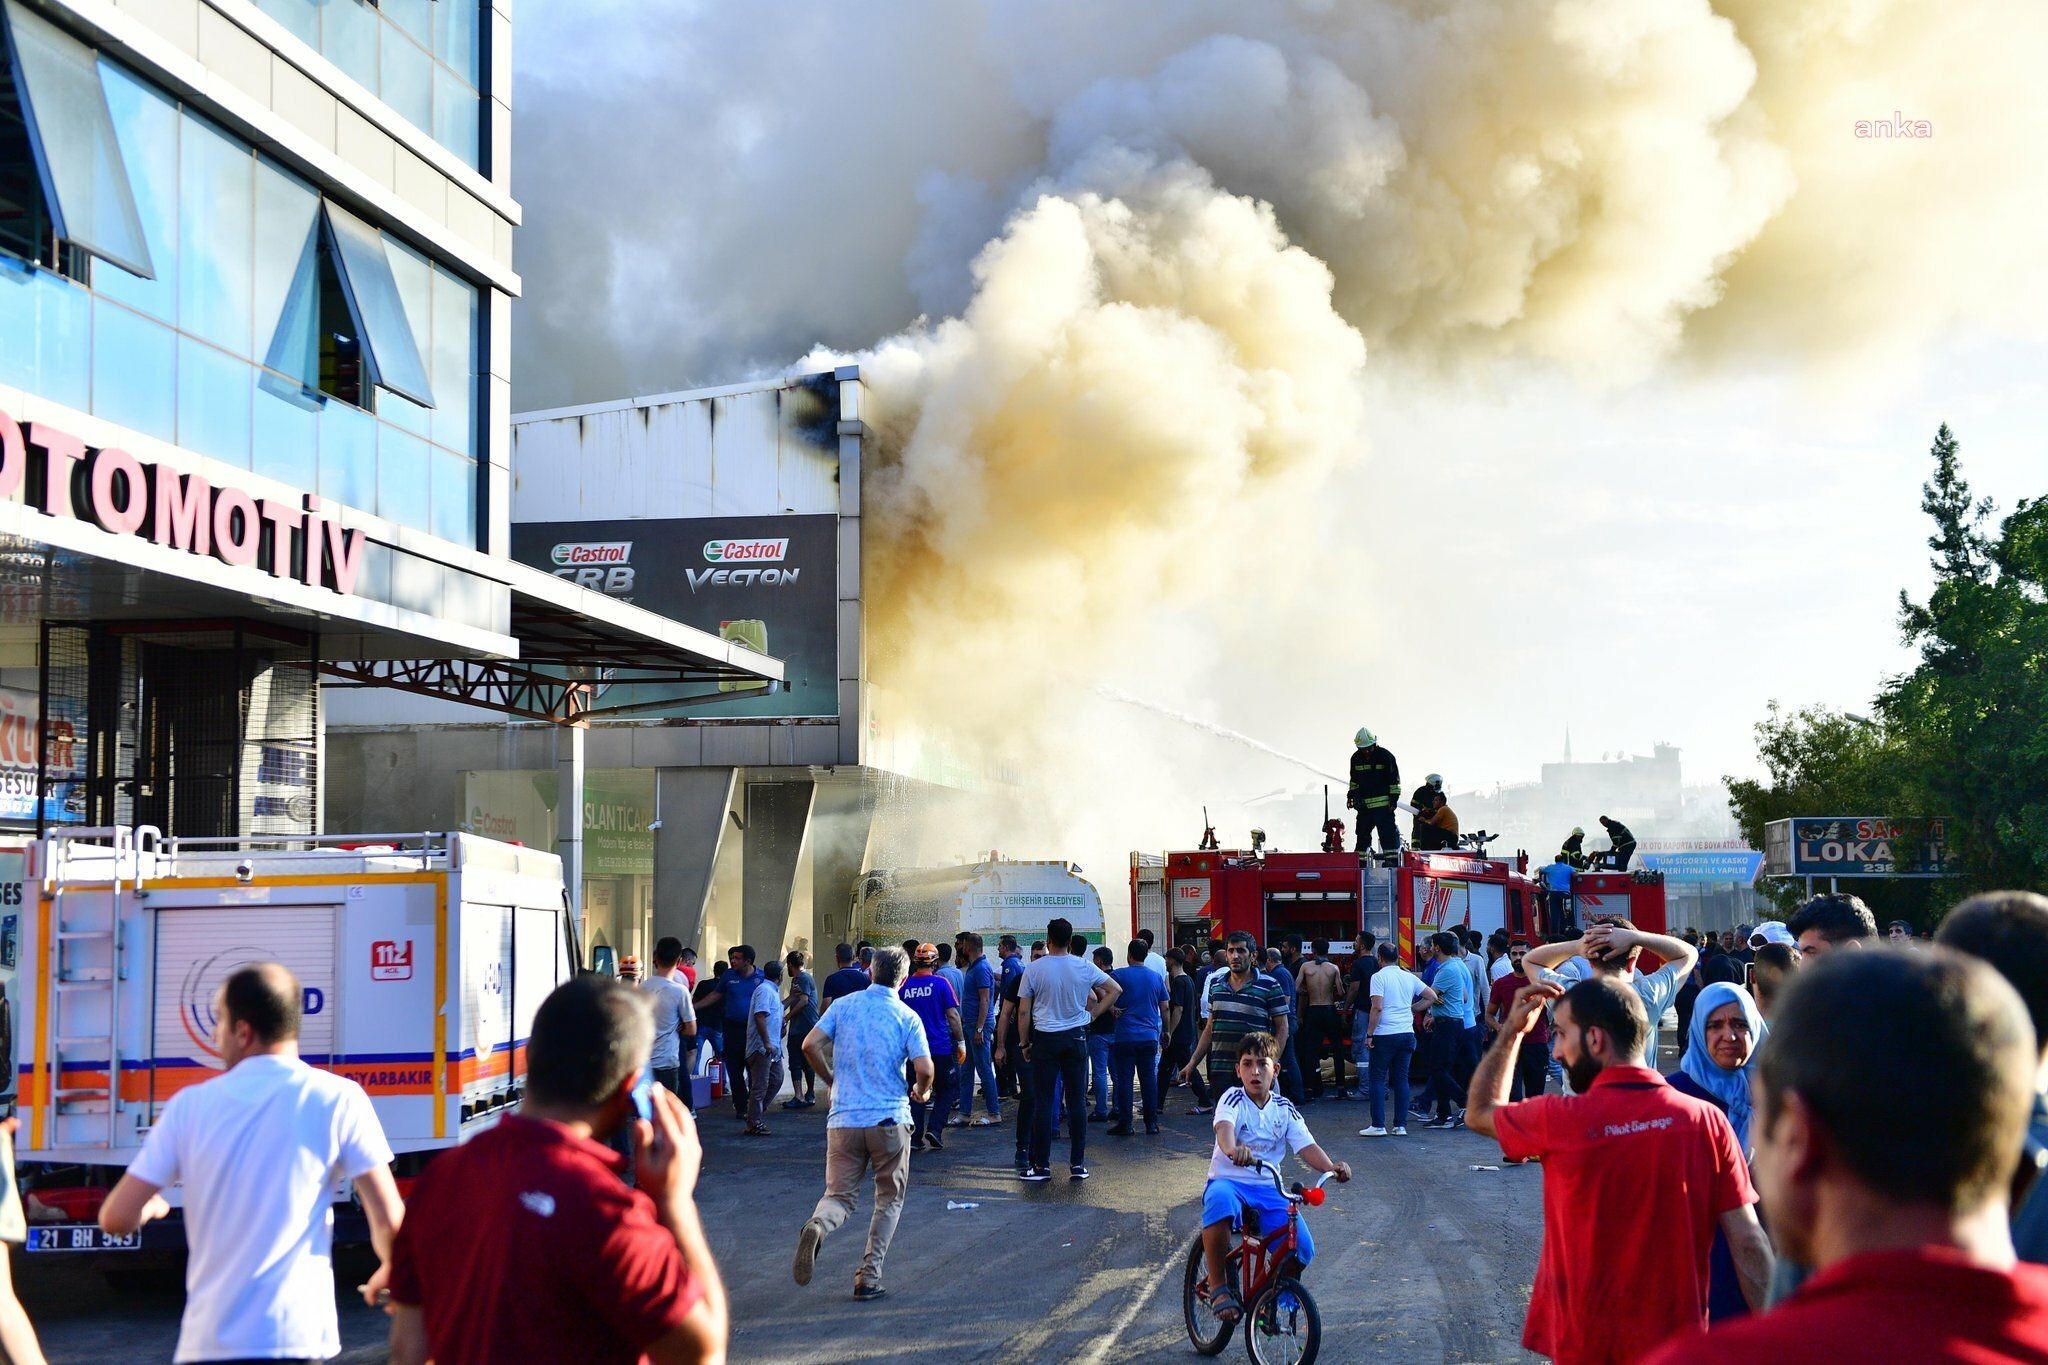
[1201,1032,1351,1321]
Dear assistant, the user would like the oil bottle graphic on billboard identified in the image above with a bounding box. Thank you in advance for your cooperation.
[719,620,769,692]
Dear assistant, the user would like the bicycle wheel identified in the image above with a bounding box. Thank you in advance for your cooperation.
[1244,1276,1320,1365]
[1182,1235,1238,1356]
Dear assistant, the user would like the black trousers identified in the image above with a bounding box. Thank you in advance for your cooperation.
[1303,1006,1347,1094]
[1028,1027,1090,1170]
[1356,806,1401,856]
[1010,1044,1035,1164]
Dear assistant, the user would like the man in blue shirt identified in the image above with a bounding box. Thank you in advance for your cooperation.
[1108,938,1169,1134]
[710,945,764,1121]
[1264,947,1306,1104]
[954,933,1001,1126]
[1421,932,1472,1127]
[821,943,869,1013]
[795,947,933,1303]
[996,935,1025,1101]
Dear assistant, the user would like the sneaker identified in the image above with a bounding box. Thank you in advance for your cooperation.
[926,1133,945,1151]
[1358,1126,1388,1137]
[1390,1126,1408,1136]
[1145,1124,1162,1135]
[853,1283,888,1302]
[1187,1104,1213,1116]
[782,1097,807,1110]
[793,1220,823,1286]
[1088,1112,1109,1123]
[1019,1166,1052,1182]
[1070,1164,1091,1181]
[1427,1117,1456,1129]
[946,1116,969,1128]
[1106,1124,1134,1136]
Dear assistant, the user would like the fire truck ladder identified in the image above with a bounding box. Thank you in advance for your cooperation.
[41,826,158,1148]
[1360,863,1397,943]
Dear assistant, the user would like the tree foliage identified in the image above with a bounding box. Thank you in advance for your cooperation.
[1728,425,2048,923]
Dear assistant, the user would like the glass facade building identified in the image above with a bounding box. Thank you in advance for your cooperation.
[0,0,520,839]
[255,0,482,169]
[1,4,485,544]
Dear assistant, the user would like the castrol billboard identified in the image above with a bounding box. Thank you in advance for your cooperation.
[510,515,838,719]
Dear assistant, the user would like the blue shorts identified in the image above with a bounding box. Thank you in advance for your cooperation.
[1201,1177,1314,1267]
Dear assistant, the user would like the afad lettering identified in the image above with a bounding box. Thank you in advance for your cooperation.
[0,411,364,596]
[686,566,800,592]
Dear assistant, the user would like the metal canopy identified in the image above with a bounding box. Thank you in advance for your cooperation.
[319,563,784,724]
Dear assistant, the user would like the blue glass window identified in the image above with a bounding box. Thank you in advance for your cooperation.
[176,337,252,468]
[253,373,319,493]
[178,114,254,355]
[377,424,431,532]
[0,0,152,277]
[91,298,174,441]
[0,257,88,409]
[378,20,432,134]
[433,65,479,165]
[317,398,376,512]
[321,0,379,95]
[323,202,434,408]
[378,236,433,435]
[253,159,321,390]
[429,266,476,457]
[93,67,176,321]
[430,448,476,544]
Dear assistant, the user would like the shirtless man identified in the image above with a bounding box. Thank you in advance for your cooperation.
[1296,940,1348,1100]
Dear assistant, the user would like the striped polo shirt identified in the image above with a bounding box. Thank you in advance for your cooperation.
[1205,970,1289,1074]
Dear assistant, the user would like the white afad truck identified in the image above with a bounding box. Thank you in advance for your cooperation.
[852,859,1107,948]
[8,827,573,1259]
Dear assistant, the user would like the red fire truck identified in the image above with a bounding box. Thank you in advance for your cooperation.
[1131,840,1667,968]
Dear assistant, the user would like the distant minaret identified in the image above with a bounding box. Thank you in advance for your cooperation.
[1563,725,1574,764]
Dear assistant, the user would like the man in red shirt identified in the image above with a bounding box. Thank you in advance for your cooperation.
[1645,947,2048,1363]
[1467,976,1771,1364]
[387,976,728,1365]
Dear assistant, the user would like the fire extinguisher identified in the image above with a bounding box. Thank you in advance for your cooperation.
[708,1055,726,1101]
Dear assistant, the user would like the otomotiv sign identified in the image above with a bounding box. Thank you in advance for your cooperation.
[0,410,365,596]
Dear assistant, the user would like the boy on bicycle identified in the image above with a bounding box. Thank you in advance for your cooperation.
[1202,1031,1351,1321]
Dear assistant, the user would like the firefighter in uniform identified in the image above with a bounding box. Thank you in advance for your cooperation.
[1598,815,1637,870]
[1408,773,1444,849]
[1559,826,1588,870]
[1348,728,1402,861]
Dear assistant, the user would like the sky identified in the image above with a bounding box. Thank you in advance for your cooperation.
[506,0,2048,825]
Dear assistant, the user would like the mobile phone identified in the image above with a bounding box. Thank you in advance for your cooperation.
[630,1067,655,1123]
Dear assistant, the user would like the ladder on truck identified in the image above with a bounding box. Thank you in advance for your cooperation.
[1360,864,1397,947]
[38,826,158,1149]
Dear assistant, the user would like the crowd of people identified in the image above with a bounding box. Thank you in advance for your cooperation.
[3,886,2045,1363]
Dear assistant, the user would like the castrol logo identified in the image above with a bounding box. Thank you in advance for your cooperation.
[703,538,788,563]
[550,542,633,566]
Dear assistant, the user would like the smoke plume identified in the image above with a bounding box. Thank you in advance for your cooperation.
[517,0,2048,871]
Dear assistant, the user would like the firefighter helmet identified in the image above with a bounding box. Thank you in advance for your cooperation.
[1355,728,1376,747]
[1571,826,1585,837]
[1427,773,1442,785]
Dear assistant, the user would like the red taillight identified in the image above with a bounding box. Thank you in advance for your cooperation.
[1304,1187,1325,1207]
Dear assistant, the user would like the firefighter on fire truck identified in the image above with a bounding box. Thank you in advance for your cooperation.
[1408,773,1444,847]
[1347,728,1402,862]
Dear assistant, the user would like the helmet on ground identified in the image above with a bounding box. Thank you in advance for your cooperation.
[1427,773,1442,785]
[1355,728,1376,746]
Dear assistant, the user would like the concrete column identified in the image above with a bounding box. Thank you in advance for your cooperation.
[741,779,816,955]
[808,777,877,952]
[556,724,585,933]
[652,767,737,952]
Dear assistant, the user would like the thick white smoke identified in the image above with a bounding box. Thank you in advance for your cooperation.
[515,0,2048,873]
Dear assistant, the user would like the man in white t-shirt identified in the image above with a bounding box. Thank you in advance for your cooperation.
[645,936,699,1111]
[1522,919,1698,1064]
[99,963,402,1363]
[1198,1032,1349,1323]
[1357,942,1437,1138]
[1017,917,1121,1181]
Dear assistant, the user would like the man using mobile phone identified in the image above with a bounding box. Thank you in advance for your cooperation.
[386,976,729,1364]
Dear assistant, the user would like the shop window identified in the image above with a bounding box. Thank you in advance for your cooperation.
[0,0,152,278]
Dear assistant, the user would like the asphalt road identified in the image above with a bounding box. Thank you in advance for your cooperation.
[14,1083,1548,1363]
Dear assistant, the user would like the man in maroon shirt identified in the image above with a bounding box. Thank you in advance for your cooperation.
[387,976,729,1364]
[1467,976,1772,1365]
[1645,947,2048,1363]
